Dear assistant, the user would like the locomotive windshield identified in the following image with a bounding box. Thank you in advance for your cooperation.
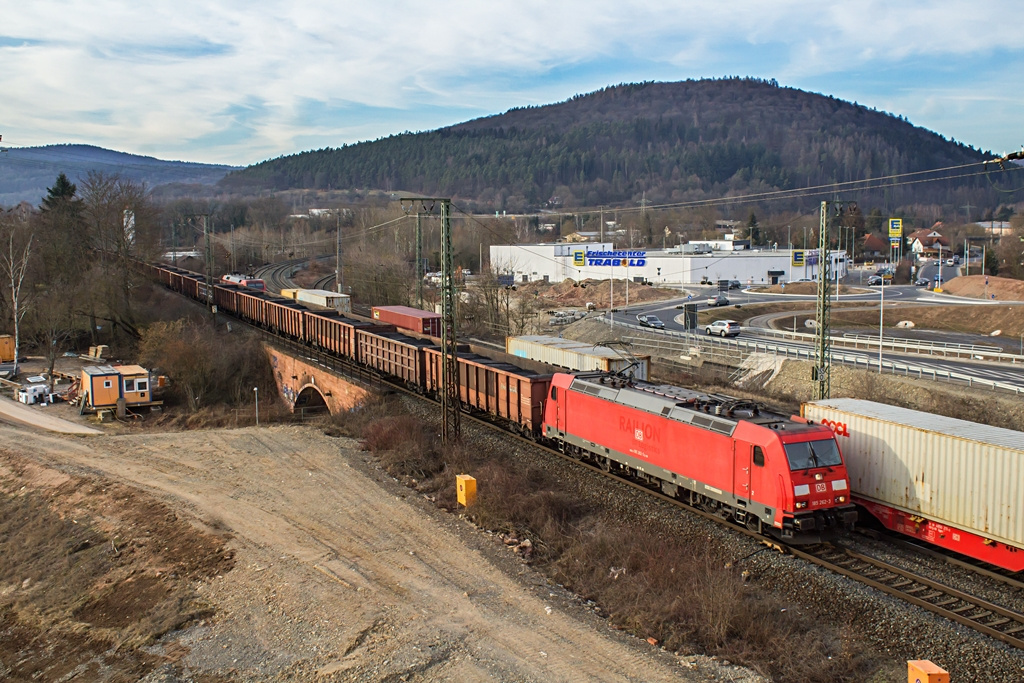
[784,439,842,471]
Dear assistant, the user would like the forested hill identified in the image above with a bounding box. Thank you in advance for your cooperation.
[222,78,997,212]
[0,144,237,206]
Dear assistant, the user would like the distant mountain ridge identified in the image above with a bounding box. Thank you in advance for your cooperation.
[0,144,237,206]
[223,78,999,213]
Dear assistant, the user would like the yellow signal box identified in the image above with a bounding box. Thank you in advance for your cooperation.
[908,660,949,683]
[456,474,477,507]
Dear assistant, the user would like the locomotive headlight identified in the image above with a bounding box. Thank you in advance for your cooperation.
[795,501,808,509]
[814,473,824,481]
[835,495,847,504]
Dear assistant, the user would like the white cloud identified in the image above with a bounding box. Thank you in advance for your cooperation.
[1,1,1022,164]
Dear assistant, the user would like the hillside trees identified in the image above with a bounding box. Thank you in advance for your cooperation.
[37,172,83,284]
[80,172,160,340]
[223,80,1001,216]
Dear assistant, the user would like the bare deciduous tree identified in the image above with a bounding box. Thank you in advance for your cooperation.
[0,211,34,377]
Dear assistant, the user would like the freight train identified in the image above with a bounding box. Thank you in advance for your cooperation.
[144,261,859,544]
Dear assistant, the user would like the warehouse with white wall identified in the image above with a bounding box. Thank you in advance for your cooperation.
[490,244,847,287]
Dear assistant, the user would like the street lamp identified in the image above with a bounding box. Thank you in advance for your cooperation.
[253,386,259,426]
[878,277,885,374]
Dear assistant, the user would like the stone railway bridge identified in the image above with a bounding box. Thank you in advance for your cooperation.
[263,342,372,417]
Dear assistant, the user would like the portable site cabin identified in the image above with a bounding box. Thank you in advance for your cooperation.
[80,364,158,413]
[0,334,14,363]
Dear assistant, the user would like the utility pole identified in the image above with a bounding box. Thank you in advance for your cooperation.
[600,207,604,242]
[171,220,177,266]
[335,210,343,294]
[403,198,459,442]
[416,212,424,309]
[813,201,853,401]
[188,214,214,309]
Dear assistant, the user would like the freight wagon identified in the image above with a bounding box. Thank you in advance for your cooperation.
[306,311,394,360]
[356,329,436,390]
[372,306,442,336]
[424,348,552,437]
[507,335,650,381]
[803,398,1024,571]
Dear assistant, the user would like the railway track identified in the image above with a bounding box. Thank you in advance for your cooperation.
[857,528,1024,592]
[796,544,1024,650]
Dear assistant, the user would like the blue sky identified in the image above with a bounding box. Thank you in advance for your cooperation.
[2,1,1022,166]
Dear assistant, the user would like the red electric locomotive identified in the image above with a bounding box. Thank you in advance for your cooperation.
[544,373,857,542]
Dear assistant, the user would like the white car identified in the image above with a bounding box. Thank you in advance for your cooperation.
[705,320,741,337]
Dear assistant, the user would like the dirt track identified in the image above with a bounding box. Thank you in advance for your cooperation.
[0,423,754,682]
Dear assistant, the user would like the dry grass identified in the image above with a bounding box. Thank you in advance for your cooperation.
[340,398,878,682]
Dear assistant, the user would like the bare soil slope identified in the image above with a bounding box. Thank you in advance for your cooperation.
[0,425,736,682]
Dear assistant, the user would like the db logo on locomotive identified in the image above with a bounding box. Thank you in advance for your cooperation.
[821,419,850,437]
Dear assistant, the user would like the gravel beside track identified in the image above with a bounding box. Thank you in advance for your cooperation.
[400,396,1024,682]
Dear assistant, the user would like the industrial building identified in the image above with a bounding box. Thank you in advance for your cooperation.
[490,243,847,287]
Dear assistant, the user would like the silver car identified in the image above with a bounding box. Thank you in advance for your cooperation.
[705,320,741,337]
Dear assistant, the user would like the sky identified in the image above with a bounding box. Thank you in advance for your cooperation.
[2,1,1023,167]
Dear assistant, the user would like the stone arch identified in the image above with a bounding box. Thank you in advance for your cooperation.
[294,384,329,415]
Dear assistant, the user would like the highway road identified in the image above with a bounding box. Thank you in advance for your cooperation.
[619,267,1024,393]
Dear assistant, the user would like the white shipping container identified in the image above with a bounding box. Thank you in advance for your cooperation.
[802,398,1024,548]
[506,335,649,380]
[295,289,351,313]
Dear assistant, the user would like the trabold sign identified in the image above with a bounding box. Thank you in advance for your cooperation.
[574,249,647,267]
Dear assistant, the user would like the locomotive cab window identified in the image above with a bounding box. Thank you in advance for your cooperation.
[550,387,558,400]
[784,440,842,471]
[753,446,765,467]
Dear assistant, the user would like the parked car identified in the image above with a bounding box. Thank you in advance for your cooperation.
[705,320,741,337]
[636,314,665,329]
[914,277,930,286]
[706,293,730,307]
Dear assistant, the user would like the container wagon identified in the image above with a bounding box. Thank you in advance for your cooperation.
[372,306,442,336]
[507,335,650,381]
[296,289,351,313]
[803,398,1024,571]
